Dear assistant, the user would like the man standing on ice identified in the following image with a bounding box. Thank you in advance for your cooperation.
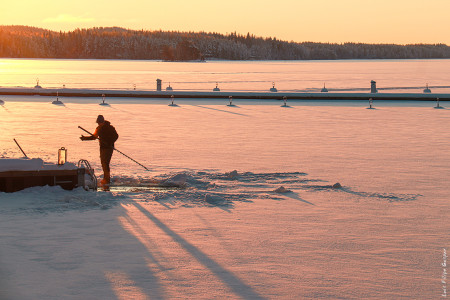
[80,115,118,185]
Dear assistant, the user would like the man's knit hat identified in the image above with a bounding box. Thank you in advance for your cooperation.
[96,115,105,123]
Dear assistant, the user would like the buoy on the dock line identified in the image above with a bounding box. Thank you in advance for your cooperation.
[270,82,278,92]
[213,83,220,92]
[423,83,431,93]
[166,83,173,91]
[227,96,235,107]
[34,78,42,89]
[321,83,328,93]
[434,98,445,109]
[52,91,64,105]
[281,96,290,107]
[366,98,375,109]
[370,80,378,93]
[168,95,178,107]
[99,94,109,106]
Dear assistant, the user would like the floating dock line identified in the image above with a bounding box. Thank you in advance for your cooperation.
[78,126,150,171]
[13,138,28,158]
[1,87,450,101]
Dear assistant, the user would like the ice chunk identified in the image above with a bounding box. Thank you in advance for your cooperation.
[205,194,227,205]
[332,183,342,189]
[225,170,239,180]
[160,173,188,187]
[274,186,291,193]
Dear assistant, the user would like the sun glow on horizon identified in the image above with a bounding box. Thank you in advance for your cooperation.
[2,0,450,45]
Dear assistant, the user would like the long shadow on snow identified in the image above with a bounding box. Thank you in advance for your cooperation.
[132,201,267,300]
[276,191,315,205]
[102,202,167,299]
[0,191,166,299]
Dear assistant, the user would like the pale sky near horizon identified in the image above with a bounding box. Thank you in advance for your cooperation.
[1,0,449,44]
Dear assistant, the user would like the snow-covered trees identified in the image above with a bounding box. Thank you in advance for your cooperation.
[0,26,449,61]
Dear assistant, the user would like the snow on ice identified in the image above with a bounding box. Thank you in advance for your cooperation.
[0,99,448,299]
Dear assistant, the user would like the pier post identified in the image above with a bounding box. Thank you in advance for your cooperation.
[371,80,378,93]
[156,79,162,91]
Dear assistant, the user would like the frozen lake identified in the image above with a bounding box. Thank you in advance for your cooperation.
[0,59,449,299]
[1,58,450,93]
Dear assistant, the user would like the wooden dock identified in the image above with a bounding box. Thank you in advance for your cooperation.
[0,169,85,193]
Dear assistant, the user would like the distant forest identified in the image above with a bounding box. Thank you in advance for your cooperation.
[1,25,449,61]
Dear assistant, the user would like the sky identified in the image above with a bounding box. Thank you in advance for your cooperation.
[1,0,450,45]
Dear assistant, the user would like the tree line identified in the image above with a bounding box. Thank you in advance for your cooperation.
[0,25,449,61]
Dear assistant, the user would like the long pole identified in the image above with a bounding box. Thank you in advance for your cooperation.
[78,126,150,171]
[13,138,28,158]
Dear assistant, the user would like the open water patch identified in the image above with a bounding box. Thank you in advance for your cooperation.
[0,170,421,214]
[112,170,421,208]
[302,184,421,202]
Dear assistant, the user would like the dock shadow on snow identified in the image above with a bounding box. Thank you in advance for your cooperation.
[1,105,10,113]
[190,104,249,117]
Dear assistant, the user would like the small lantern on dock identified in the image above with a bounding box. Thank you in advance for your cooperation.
[58,147,67,165]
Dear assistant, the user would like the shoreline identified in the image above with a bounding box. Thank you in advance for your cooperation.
[2,57,450,63]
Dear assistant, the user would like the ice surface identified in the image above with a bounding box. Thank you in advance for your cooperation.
[0,99,449,299]
[1,59,450,93]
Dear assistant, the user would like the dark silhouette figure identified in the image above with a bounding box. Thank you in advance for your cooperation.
[80,115,118,185]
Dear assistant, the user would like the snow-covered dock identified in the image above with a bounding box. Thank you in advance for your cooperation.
[0,87,449,101]
[0,158,85,193]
